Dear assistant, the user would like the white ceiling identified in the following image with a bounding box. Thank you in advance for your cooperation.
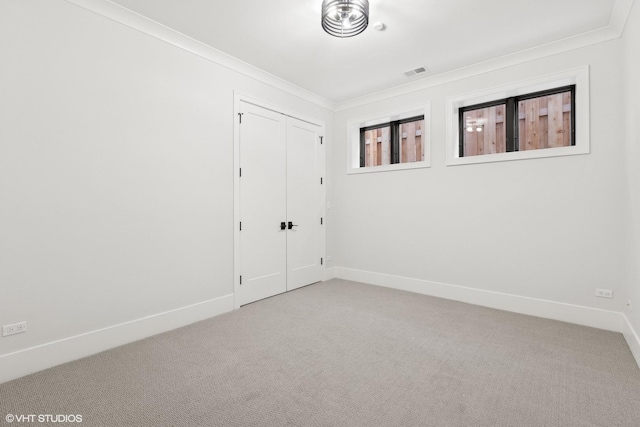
[108,0,618,103]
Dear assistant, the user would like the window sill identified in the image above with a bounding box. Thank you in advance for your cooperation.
[447,144,589,166]
[347,161,431,174]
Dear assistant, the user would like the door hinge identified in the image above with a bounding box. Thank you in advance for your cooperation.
[238,112,244,124]
[239,168,242,177]
[239,222,242,231]
[321,257,324,265]
[320,217,323,225]
[320,136,324,145]
[240,275,242,285]
[320,177,323,185]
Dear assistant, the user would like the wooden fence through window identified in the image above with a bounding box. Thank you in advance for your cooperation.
[462,91,572,156]
[518,92,572,150]
[364,127,391,167]
[364,120,424,167]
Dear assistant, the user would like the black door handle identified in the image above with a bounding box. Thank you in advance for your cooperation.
[288,221,298,230]
[280,222,287,230]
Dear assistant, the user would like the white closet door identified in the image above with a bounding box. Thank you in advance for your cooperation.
[286,117,323,291]
[238,103,287,306]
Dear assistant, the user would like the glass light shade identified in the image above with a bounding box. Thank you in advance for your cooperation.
[322,0,369,38]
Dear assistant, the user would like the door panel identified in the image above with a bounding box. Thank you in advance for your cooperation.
[239,103,287,305]
[286,118,323,290]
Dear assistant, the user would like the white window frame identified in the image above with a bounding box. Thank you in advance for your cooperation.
[445,66,590,166]
[347,103,431,174]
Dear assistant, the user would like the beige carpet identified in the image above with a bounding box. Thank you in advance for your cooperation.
[1,279,639,426]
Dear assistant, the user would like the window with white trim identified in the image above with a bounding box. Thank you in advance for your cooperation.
[348,105,430,174]
[446,67,589,166]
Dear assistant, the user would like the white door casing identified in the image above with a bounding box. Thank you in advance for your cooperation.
[234,95,325,308]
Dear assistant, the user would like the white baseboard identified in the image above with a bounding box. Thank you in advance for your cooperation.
[333,267,623,333]
[0,294,234,384]
[623,315,640,369]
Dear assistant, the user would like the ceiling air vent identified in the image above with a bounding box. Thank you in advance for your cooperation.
[404,67,428,77]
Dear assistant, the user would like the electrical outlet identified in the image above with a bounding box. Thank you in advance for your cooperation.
[595,289,613,299]
[2,321,27,337]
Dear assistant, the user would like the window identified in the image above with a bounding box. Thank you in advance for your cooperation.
[446,66,589,166]
[360,116,425,167]
[459,86,575,157]
[347,104,431,174]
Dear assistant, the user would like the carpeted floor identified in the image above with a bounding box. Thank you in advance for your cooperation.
[1,279,640,426]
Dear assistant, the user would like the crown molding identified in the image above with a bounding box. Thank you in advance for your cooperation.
[64,0,633,113]
[335,0,635,111]
[611,0,635,32]
[64,0,337,111]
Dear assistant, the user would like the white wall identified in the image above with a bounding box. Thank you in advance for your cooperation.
[329,41,629,321]
[622,0,640,356]
[0,0,333,378]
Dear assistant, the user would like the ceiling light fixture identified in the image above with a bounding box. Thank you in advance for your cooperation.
[322,0,369,38]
